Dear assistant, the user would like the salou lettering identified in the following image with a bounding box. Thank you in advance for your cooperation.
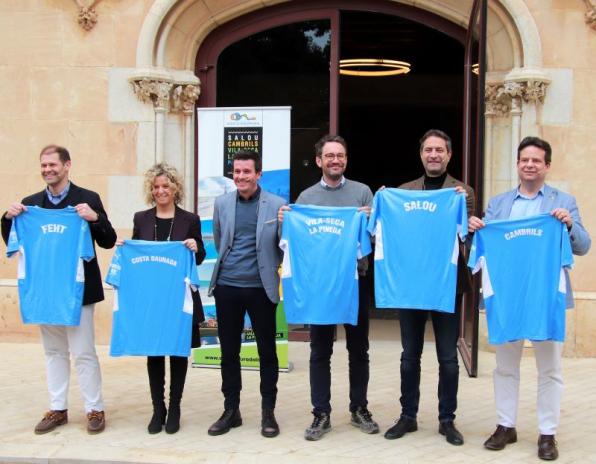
[403,201,437,213]
[305,217,345,236]
[41,224,67,234]
[131,255,178,267]
[504,228,543,240]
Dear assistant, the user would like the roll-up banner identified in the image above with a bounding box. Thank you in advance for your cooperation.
[194,107,291,371]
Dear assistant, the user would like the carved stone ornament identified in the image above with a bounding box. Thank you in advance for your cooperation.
[521,80,548,104]
[484,83,510,117]
[131,78,174,112]
[485,79,549,117]
[172,84,201,114]
[584,0,596,30]
[73,0,102,31]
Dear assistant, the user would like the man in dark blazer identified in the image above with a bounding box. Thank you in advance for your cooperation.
[384,129,474,446]
[1,144,116,435]
[207,150,286,438]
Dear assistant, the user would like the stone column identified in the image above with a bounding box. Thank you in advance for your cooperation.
[131,78,173,163]
[172,84,201,211]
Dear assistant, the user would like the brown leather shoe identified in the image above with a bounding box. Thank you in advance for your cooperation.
[538,434,558,461]
[87,410,106,434]
[484,425,517,450]
[34,410,68,434]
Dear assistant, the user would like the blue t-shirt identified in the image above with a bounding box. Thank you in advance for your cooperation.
[6,206,94,325]
[106,240,200,357]
[280,204,371,325]
[468,213,573,344]
[368,188,467,312]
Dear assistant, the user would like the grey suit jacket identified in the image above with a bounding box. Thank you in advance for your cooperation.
[484,184,591,307]
[208,188,286,303]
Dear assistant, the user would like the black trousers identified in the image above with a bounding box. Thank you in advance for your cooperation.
[309,277,370,414]
[398,295,462,423]
[214,285,279,410]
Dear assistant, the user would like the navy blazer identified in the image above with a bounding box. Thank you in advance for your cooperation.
[1,183,116,305]
[484,184,591,307]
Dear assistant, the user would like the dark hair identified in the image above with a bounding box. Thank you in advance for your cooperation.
[315,134,348,157]
[39,144,71,163]
[233,149,262,173]
[517,136,552,164]
[419,129,452,153]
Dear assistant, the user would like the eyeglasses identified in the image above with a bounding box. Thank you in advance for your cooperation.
[321,153,346,160]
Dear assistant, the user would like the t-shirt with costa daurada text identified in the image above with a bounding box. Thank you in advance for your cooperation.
[280,204,371,325]
[468,213,573,344]
[6,206,94,325]
[106,240,199,356]
[368,188,467,313]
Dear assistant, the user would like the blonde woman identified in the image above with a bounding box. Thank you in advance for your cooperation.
[130,163,205,434]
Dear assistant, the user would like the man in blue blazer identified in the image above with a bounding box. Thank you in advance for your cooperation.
[469,136,591,461]
[207,150,286,438]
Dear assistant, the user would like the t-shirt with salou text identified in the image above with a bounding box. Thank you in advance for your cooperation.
[106,240,200,356]
[368,188,467,312]
[280,204,371,325]
[468,213,573,344]
[6,206,94,325]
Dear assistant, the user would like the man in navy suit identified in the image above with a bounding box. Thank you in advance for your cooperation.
[207,150,286,438]
[469,136,591,461]
[1,144,116,435]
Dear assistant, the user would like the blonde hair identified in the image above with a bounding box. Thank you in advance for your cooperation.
[143,163,185,206]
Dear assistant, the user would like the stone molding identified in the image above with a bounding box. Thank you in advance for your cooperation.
[584,0,596,30]
[73,0,102,31]
[172,84,201,114]
[485,77,549,117]
[131,78,174,112]
[129,70,201,114]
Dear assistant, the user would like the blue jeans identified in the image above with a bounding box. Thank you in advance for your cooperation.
[309,278,370,415]
[399,302,460,423]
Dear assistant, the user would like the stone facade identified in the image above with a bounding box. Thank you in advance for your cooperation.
[0,0,594,355]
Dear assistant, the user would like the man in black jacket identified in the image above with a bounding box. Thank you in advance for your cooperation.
[1,145,116,435]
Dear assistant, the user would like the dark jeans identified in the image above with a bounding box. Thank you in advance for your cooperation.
[310,277,370,415]
[399,298,461,423]
[214,285,278,410]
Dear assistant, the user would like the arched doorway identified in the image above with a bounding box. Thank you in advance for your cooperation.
[195,0,468,200]
[194,0,486,375]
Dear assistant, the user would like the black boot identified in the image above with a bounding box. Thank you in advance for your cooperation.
[165,356,188,434]
[147,357,166,434]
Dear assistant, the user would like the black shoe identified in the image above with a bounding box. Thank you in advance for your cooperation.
[484,425,517,450]
[384,417,417,440]
[147,403,166,434]
[165,403,180,434]
[208,409,242,436]
[439,421,464,446]
[350,407,380,434]
[304,412,331,441]
[538,435,558,461]
[261,408,280,438]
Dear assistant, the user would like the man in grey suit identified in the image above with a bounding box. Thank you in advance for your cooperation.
[469,136,591,461]
[207,150,286,438]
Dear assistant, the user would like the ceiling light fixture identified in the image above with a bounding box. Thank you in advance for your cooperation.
[339,58,411,77]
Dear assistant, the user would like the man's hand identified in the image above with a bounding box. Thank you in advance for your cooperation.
[75,203,99,222]
[5,203,27,220]
[183,238,199,252]
[468,215,485,233]
[358,206,372,218]
[278,205,291,223]
[551,208,573,229]
[455,186,468,196]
